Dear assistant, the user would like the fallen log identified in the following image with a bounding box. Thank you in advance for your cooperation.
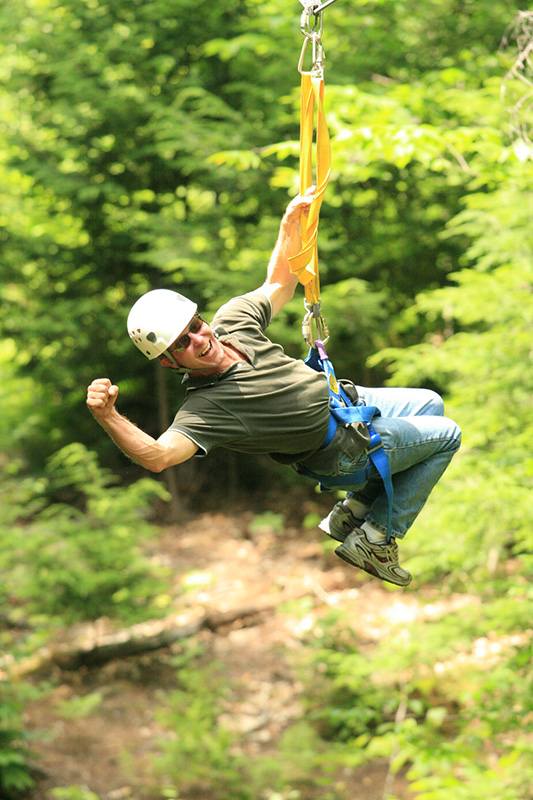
[1,604,274,679]
[1,573,347,679]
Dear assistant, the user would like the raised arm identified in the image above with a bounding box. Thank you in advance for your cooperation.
[259,187,315,317]
[86,378,197,472]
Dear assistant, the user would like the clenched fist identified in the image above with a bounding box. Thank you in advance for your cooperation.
[86,378,119,421]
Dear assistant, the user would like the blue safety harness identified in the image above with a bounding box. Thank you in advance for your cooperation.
[300,340,394,543]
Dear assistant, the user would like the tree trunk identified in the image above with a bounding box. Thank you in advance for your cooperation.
[155,361,183,519]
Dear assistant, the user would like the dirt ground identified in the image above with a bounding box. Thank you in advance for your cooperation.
[23,502,425,800]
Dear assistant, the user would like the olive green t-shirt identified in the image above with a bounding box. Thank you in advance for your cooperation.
[169,292,330,461]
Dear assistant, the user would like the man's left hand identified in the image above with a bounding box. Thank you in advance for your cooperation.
[282,185,316,226]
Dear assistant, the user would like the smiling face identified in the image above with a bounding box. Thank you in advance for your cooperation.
[158,318,227,374]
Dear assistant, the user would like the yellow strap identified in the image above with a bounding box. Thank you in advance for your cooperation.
[288,73,331,307]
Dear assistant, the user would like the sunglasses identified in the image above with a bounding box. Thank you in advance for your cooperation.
[168,315,205,352]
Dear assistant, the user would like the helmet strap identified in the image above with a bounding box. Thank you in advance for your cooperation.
[161,349,188,373]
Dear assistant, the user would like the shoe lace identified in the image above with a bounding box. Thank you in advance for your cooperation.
[338,504,359,531]
[380,540,399,560]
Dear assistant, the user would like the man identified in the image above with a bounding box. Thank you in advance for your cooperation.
[87,191,461,587]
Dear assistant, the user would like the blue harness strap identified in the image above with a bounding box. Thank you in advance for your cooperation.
[303,340,394,542]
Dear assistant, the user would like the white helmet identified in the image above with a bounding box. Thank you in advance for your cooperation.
[127,289,198,360]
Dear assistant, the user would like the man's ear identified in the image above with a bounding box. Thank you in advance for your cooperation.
[159,356,173,368]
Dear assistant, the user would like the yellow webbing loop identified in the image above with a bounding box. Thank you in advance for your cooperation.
[288,72,331,342]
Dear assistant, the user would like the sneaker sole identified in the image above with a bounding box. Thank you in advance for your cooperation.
[335,541,412,587]
[318,516,348,544]
[319,513,363,544]
[325,529,348,544]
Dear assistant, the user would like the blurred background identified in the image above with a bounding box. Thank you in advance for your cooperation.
[0,1,531,798]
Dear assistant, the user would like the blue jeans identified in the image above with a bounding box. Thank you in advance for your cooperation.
[345,387,461,539]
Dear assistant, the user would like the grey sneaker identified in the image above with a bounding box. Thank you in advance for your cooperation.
[335,530,412,587]
[319,501,363,543]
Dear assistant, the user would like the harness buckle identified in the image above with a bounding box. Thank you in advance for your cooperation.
[366,442,383,456]
[366,429,384,455]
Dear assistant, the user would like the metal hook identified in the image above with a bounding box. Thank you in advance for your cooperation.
[311,0,339,13]
[299,0,339,17]
[300,5,323,38]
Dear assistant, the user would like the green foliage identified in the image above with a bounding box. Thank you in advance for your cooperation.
[1,443,171,624]
[0,340,42,455]
[286,27,532,793]
[0,681,35,798]
[0,2,530,796]
[0,0,524,478]
[298,607,532,800]
[248,511,285,536]
[154,662,248,800]
[50,787,102,800]
[370,157,532,584]
[153,652,360,799]
[55,691,104,721]
[249,720,362,799]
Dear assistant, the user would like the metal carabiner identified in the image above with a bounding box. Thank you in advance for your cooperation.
[300,3,323,38]
[302,302,329,348]
[298,1,325,76]
[298,31,325,76]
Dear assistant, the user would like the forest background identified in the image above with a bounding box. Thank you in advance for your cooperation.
[0,1,531,799]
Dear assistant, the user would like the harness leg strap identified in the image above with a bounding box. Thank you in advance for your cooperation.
[303,341,395,543]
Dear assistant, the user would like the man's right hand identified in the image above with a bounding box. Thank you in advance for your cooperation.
[86,378,119,422]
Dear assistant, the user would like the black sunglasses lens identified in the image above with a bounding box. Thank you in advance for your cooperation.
[174,317,203,351]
